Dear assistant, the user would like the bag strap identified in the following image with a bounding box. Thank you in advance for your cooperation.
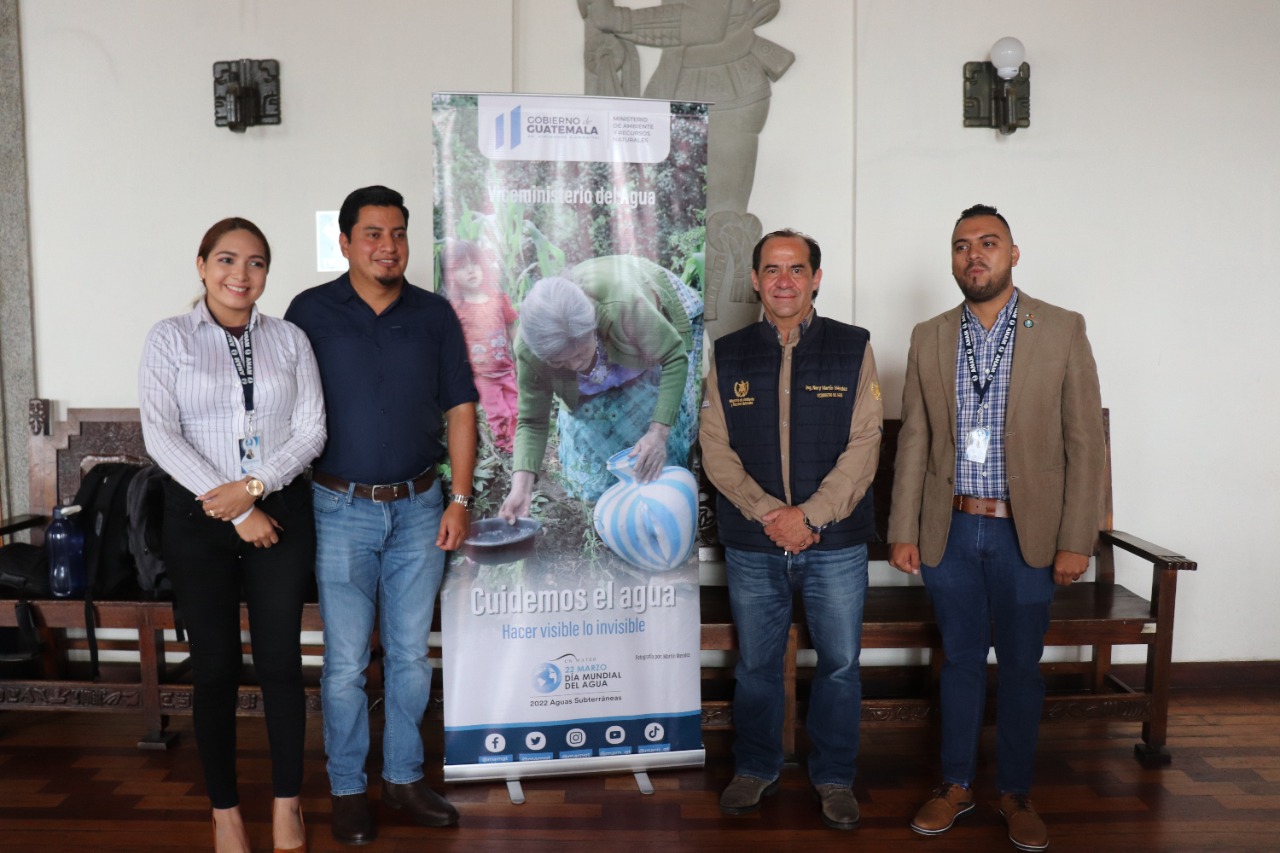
[0,600,43,664]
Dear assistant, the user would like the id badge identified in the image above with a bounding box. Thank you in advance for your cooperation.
[239,433,263,475]
[964,426,991,464]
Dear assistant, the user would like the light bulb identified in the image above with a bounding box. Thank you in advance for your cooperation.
[990,36,1025,80]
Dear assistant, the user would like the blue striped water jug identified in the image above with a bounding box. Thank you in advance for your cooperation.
[593,448,697,573]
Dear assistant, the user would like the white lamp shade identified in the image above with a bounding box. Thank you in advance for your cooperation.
[990,36,1025,80]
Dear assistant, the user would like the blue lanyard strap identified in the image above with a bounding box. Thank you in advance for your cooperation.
[223,326,255,413]
[960,295,1017,406]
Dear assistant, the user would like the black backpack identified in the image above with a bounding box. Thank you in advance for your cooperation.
[72,461,145,676]
[126,465,171,597]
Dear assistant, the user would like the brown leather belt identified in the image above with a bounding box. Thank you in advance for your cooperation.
[312,469,436,503]
[953,494,1013,519]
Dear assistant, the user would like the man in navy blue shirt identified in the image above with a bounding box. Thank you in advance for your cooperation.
[285,185,477,845]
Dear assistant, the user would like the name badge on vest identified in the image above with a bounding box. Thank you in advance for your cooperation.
[965,426,991,465]
[240,433,263,475]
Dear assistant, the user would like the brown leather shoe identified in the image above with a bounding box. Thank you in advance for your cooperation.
[330,792,376,846]
[1000,793,1049,852]
[910,782,975,835]
[381,778,459,827]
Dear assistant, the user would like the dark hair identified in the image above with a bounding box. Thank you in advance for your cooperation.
[752,228,822,273]
[197,217,271,270]
[955,204,1013,241]
[338,185,410,238]
[442,238,484,273]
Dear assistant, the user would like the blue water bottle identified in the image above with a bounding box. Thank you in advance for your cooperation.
[47,505,87,599]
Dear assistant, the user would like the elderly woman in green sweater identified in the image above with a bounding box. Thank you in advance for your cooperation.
[498,254,702,522]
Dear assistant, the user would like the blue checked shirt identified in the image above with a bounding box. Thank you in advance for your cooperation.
[953,289,1019,500]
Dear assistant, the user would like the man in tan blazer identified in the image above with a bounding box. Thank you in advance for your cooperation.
[888,205,1105,853]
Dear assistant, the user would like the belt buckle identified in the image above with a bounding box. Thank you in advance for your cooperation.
[370,483,396,503]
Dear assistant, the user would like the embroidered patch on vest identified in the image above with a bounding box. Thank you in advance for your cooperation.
[804,384,848,399]
[730,380,754,407]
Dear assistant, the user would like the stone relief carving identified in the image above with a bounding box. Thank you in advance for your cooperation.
[580,0,794,334]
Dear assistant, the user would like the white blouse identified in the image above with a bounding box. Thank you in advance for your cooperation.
[139,299,326,501]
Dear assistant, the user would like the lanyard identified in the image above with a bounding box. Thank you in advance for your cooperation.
[223,326,255,415]
[960,295,1017,406]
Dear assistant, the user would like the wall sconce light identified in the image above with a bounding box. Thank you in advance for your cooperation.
[963,37,1029,134]
[213,59,281,132]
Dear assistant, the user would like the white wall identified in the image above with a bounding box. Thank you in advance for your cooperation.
[19,0,1279,662]
[854,0,1280,664]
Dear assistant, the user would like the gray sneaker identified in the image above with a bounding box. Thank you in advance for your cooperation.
[815,784,860,830]
[719,774,780,814]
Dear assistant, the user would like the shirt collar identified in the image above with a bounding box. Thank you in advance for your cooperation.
[765,307,816,345]
[192,297,259,331]
[962,287,1019,335]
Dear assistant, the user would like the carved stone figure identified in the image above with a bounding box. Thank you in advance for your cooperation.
[580,0,794,333]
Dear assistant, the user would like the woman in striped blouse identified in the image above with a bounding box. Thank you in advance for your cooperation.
[139,217,325,853]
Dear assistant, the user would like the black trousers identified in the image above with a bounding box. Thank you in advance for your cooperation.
[162,476,314,809]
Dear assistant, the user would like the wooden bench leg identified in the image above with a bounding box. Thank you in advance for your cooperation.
[783,625,798,761]
[136,605,178,750]
[1134,569,1178,766]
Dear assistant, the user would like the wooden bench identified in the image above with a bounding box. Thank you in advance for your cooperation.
[1,401,1195,765]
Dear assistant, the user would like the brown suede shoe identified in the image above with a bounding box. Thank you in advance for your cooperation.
[910,782,975,835]
[381,778,459,827]
[718,774,780,814]
[1000,793,1048,851]
[330,792,376,846]
[814,784,860,830]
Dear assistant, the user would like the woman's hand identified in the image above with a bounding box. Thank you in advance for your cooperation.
[234,508,282,548]
[198,480,258,522]
[500,470,536,524]
[628,422,670,483]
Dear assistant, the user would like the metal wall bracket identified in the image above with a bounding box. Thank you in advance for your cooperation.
[213,59,281,132]
[963,61,1030,134]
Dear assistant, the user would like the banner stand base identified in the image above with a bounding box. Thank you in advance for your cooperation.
[634,771,654,795]
[506,780,526,805]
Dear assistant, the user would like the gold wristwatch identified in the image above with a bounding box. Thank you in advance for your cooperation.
[245,477,265,497]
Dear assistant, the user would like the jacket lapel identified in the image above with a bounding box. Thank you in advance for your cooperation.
[936,307,962,434]
[1006,291,1041,422]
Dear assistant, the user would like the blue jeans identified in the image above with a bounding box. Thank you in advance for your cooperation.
[313,480,446,795]
[724,544,868,786]
[921,511,1056,794]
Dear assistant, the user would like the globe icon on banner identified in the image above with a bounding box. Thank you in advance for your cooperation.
[532,662,562,694]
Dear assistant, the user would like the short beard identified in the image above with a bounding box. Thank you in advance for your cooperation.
[373,272,404,288]
[955,268,1011,304]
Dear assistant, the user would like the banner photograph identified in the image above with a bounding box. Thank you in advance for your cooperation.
[433,93,709,782]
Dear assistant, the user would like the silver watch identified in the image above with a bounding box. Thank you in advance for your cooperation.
[450,493,475,511]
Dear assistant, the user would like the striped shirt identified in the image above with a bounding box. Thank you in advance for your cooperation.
[139,299,326,503]
[953,289,1019,500]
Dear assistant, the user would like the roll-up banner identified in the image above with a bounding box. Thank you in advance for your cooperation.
[433,93,709,782]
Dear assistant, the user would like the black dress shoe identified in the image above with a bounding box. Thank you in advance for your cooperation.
[381,778,459,827]
[331,792,376,846]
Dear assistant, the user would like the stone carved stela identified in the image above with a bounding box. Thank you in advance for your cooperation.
[580,0,794,335]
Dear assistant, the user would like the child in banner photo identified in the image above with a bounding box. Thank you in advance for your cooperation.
[441,239,519,452]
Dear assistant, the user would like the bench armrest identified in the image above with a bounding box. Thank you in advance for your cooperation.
[0,513,47,538]
[1101,529,1197,572]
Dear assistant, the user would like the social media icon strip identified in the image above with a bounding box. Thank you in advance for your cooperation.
[605,725,626,744]
[566,728,588,748]
[644,722,665,742]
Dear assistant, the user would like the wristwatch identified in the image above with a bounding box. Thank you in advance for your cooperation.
[450,493,475,511]
[244,477,265,497]
[803,515,827,534]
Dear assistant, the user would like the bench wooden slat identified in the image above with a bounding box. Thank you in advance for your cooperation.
[0,400,1196,766]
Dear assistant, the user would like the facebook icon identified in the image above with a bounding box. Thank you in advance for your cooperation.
[485,733,507,753]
